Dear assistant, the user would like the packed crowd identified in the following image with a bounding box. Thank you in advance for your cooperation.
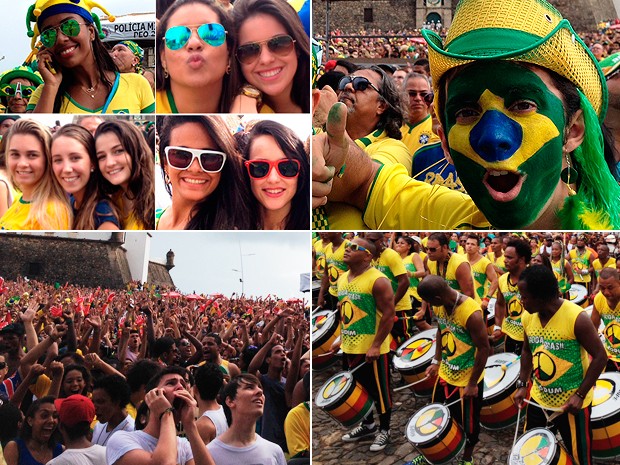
[313,231,620,464]
[0,276,310,465]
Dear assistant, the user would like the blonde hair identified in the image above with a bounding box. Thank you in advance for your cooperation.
[6,119,72,229]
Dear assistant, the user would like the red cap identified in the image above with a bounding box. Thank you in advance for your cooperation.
[54,395,95,427]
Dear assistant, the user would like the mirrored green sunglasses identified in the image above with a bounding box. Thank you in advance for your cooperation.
[164,23,227,50]
[40,18,87,48]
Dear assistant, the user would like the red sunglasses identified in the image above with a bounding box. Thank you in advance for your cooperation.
[244,159,300,180]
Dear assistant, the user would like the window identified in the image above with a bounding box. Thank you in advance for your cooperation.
[28,262,42,276]
[364,8,373,23]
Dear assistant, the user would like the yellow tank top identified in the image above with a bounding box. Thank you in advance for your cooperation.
[338,268,392,355]
[373,248,411,311]
[326,241,347,297]
[403,253,422,301]
[593,257,616,278]
[594,292,620,361]
[498,273,526,341]
[469,256,491,302]
[314,239,328,280]
[434,296,484,386]
[522,301,592,408]
[569,248,594,284]
[428,252,469,291]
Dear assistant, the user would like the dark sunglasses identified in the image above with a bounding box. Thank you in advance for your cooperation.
[408,90,434,104]
[338,75,381,94]
[427,247,439,252]
[345,240,372,255]
[0,362,6,370]
[40,18,87,48]
[236,35,296,65]
[244,159,300,179]
[164,146,227,173]
[165,23,227,50]
[0,83,36,99]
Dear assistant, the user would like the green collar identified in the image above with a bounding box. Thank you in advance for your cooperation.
[166,88,179,114]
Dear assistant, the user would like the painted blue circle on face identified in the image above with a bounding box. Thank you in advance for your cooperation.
[469,110,523,163]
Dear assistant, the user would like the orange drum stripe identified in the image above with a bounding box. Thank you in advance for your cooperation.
[328,387,361,418]
[339,388,372,424]
[421,423,465,463]
[481,395,519,427]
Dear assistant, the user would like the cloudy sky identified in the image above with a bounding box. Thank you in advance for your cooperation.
[2,0,154,70]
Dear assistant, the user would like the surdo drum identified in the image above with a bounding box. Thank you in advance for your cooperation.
[481,353,521,430]
[508,428,574,465]
[315,371,374,427]
[312,310,340,371]
[393,329,437,397]
[591,372,620,460]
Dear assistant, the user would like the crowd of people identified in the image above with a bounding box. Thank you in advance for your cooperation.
[313,230,620,464]
[0,115,155,230]
[311,0,620,230]
[0,276,310,465]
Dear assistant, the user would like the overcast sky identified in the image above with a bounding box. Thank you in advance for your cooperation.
[2,0,154,70]
[149,231,312,301]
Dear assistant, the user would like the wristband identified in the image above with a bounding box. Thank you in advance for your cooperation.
[575,391,585,400]
[159,407,175,421]
[493,325,501,331]
[482,297,490,303]
[430,358,440,366]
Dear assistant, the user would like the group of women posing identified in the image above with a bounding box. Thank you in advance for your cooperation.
[156,115,309,230]
[0,118,154,230]
[156,0,310,113]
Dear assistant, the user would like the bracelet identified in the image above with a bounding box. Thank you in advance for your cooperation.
[493,325,501,331]
[575,391,585,400]
[159,407,175,421]
[430,358,440,366]
[482,297,490,303]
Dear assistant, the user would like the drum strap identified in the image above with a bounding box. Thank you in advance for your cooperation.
[523,398,564,423]
[511,406,523,452]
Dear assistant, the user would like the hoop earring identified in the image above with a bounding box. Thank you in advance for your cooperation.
[163,68,169,79]
[164,170,171,186]
[560,151,578,185]
[226,64,231,75]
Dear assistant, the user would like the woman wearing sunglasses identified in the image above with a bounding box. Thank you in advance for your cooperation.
[95,120,154,229]
[51,124,120,230]
[157,115,251,229]
[242,120,309,229]
[0,118,72,230]
[230,0,310,114]
[25,1,154,114]
[0,66,42,114]
[156,0,234,113]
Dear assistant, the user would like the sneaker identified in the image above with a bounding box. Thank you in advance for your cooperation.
[342,423,377,442]
[458,460,473,465]
[369,429,390,451]
[409,456,430,465]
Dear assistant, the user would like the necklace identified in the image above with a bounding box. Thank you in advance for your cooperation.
[451,292,462,315]
[81,81,100,99]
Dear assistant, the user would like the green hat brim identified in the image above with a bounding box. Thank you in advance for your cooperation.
[0,69,43,87]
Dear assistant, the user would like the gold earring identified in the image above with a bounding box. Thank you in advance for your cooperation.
[560,150,578,188]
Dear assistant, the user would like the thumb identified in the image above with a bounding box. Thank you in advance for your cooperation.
[324,102,349,168]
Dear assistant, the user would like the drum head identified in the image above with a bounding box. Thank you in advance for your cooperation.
[315,371,353,408]
[487,298,497,319]
[509,428,558,465]
[394,329,436,370]
[592,372,620,421]
[483,353,520,399]
[569,284,587,304]
[312,310,338,342]
[406,403,450,445]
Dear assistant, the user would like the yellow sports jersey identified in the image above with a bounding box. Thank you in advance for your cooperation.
[498,273,526,341]
[469,256,492,303]
[337,267,392,355]
[364,164,490,230]
[400,115,439,156]
[284,402,310,458]
[593,257,616,278]
[355,129,412,175]
[314,239,329,280]
[113,193,147,230]
[569,248,594,284]
[594,292,620,362]
[323,202,369,230]
[427,252,469,292]
[433,296,484,386]
[0,196,70,230]
[156,89,174,113]
[29,73,154,114]
[522,301,592,409]
[487,252,507,273]
[373,247,411,311]
[403,253,423,301]
[326,241,347,297]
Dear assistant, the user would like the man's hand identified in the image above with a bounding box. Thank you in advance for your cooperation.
[145,388,173,419]
[313,85,338,129]
[365,345,380,363]
[463,384,478,398]
[561,393,584,414]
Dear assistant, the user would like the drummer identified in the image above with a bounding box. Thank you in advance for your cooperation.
[494,239,531,355]
[514,265,606,465]
[415,275,489,465]
[591,267,620,372]
[591,243,616,297]
[336,237,396,452]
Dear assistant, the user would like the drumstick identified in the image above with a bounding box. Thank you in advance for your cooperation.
[313,309,339,326]
[511,405,523,453]
[444,397,462,409]
[501,356,521,371]
[349,361,367,375]
[393,375,430,392]
[416,339,436,352]
[315,351,335,358]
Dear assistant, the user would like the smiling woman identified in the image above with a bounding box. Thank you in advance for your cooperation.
[25,0,154,114]
[229,0,310,113]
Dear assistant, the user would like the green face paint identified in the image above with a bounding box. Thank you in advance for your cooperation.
[443,61,566,228]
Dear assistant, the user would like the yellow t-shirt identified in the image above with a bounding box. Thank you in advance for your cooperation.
[498,273,526,341]
[338,267,392,355]
[427,252,469,292]
[326,241,347,297]
[324,202,368,230]
[373,247,411,311]
[593,257,616,278]
[569,248,594,284]
[522,301,592,409]
[469,256,492,302]
[113,193,147,230]
[433,296,485,386]
[364,164,490,230]
[400,115,440,157]
[356,129,412,175]
[314,239,328,280]
[403,253,423,301]
[487,252,507,273]
[284,402,309,458]
[0,196,70,230]
[594,291,620,362]
[29,73,154,114]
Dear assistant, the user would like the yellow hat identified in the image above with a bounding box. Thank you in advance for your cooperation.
[26,0,115,49]
[422,0,607,120]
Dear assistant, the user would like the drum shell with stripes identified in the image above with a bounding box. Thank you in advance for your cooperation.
[315,371,374,427]
[591,372,620,460]
[481,353,520,430]
[508,428,573,464]
[393,329,437,397]
[312,310,341,371]
[406,403,465,465]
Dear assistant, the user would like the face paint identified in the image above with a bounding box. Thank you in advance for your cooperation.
[443,61,566,228]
